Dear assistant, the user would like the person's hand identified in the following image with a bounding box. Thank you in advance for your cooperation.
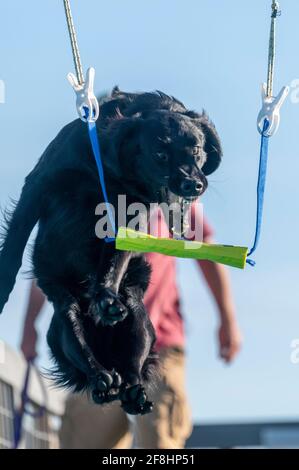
[21,326,38,361]
[217,318,242,364]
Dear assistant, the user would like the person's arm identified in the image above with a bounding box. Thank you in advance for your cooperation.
[189,202,242,363]
[20,280,46,360]
[198,244,242,363]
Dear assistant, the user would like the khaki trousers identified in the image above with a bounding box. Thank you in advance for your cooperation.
[59,348,192,449]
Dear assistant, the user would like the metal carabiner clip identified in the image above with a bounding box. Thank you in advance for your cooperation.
[257,82,289,137]
[67,67,100,123]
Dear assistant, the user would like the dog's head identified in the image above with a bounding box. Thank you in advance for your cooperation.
[104,107,222,205]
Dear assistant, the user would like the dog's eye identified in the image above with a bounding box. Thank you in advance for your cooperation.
[192,146,201,156]
[156,152,169,163]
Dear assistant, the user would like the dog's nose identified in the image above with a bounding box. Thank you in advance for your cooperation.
[180,179,203,197]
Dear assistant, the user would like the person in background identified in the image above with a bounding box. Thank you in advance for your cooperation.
[21,205,242,449]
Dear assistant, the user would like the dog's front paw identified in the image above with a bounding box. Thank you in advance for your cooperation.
[120,384,153,415]
[92,369,122,404]
[89,288,128,326]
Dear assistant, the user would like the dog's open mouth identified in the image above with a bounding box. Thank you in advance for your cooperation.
[157,187,194,239]
[173,196,193,239]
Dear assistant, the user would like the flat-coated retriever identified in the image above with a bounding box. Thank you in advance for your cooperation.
[0,88,222,414]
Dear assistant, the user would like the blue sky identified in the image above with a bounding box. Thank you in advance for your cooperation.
[1,0,299,423]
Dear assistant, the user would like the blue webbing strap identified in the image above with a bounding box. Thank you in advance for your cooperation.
[13,360,47,448]
[87,121,116,243]
[246,119,270,266]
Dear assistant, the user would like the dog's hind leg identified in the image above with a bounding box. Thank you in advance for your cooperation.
[0,174,43,313]
[47,310,88,391]
[45,285,122,403]
[111,286,157,415]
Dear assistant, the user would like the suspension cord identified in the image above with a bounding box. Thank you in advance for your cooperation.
[63,0,84,85]
[246,1,283,264]
[266,1,280,97]
[62,0,116,239]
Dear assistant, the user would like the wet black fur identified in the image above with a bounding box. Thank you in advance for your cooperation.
[0,88,222,413]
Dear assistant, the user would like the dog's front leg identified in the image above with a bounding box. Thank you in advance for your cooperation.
[89,245,133,326]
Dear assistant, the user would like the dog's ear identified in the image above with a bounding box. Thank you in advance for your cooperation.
[185,111,223,175]
[117,118,141,160]
[108,118,142,177]
[101,118,142,178]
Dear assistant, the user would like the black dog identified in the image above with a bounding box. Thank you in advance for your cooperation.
[0,88,222,414]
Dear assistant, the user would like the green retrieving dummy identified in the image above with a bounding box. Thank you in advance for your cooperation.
[116,227,248,269]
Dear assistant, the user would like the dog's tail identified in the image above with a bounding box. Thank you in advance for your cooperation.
[0,171,42,313]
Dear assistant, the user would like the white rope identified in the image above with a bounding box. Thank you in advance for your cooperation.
[63,0,84,85]
[266,1,280,97]
[257,0,289,136]
[62,0,99,122]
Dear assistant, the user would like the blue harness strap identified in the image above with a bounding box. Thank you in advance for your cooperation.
[246,119,270,266]
[87,121,116,242]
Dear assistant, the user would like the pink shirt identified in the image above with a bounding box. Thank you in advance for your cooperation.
[144,203,213,351]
